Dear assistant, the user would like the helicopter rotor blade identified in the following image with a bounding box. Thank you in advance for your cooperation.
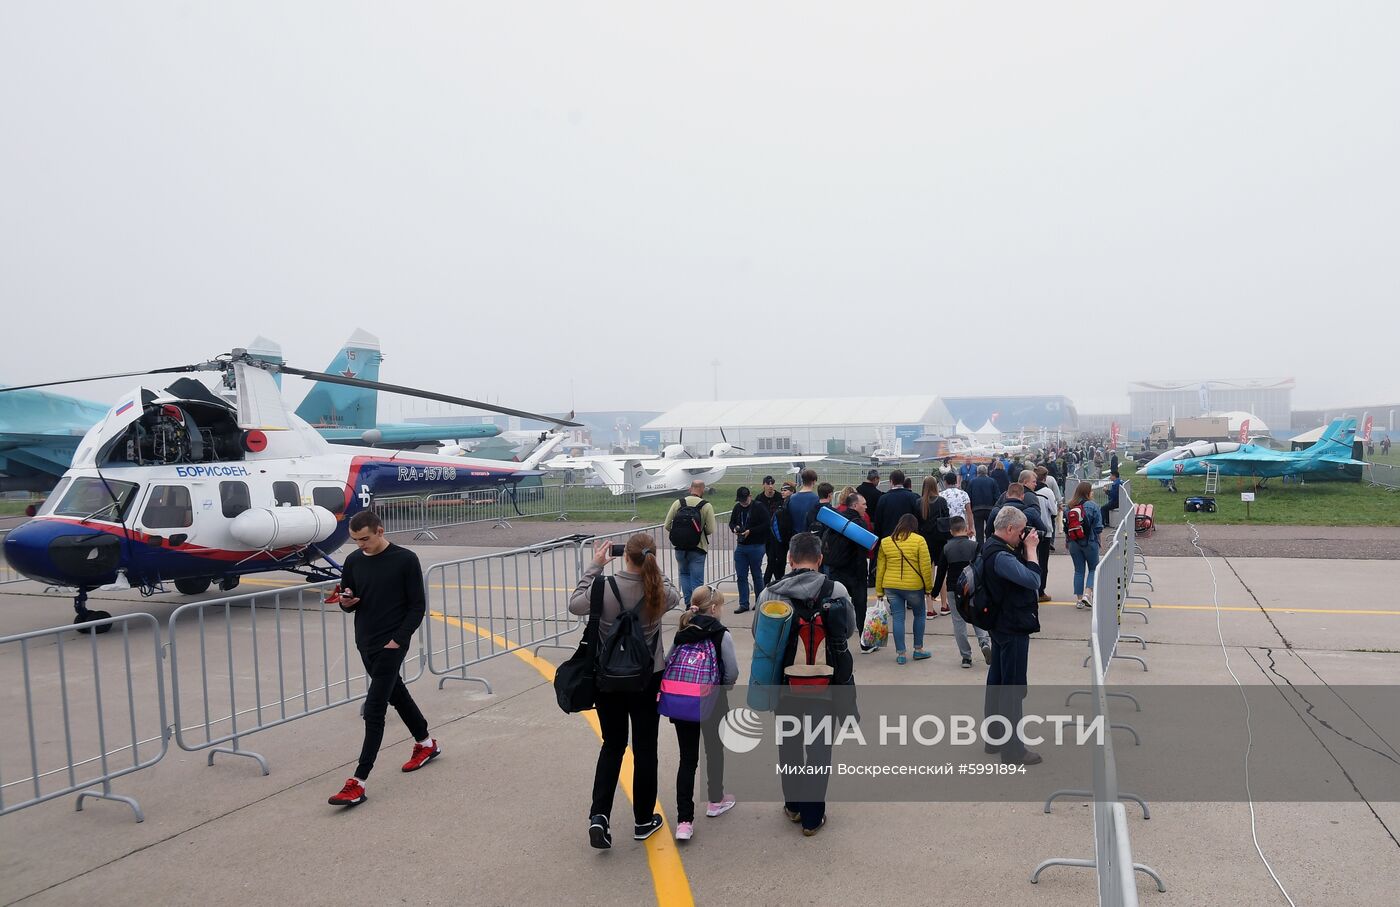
[278,366,582,427]
[0,365,207,395]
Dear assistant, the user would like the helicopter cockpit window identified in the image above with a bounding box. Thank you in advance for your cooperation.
[311,486,346,515]
[37,478,73,516]
[273,481,299,507]
[52,477,139,522]
[142,485,194,529]
[220,481,252,518]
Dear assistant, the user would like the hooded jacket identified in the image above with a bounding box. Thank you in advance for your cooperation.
[756,568,856,687]
[668,612,740,686]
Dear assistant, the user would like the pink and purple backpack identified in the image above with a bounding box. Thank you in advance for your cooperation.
[657,638,722,723]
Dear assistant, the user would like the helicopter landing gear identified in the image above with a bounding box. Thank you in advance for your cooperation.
[174,577,212,596]
[72,588,112,635]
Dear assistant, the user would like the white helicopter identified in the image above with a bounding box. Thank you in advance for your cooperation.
[543,430,822,497]
[0,348,577,632]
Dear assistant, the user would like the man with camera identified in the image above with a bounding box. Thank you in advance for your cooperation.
[981,506,1044,766]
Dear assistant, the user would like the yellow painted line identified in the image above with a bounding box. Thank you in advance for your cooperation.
[431,610,694,907]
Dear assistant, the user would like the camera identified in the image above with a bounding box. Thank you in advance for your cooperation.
[610,543,626,558]
[1019,526,1034,544]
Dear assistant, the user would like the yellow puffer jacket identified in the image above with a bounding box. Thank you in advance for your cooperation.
[876,534,932,596]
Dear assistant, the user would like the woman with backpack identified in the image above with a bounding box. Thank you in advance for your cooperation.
[568,533,681,849]
[1064,481,1104,611]
[875,513,934,664]
[918,476,952,618]
[664,586,740,842]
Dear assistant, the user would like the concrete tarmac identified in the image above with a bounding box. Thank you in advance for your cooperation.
[2,534,1398,906]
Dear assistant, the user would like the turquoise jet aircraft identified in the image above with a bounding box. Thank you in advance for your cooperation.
[1141,419,1363,481]
[0,330,498,493]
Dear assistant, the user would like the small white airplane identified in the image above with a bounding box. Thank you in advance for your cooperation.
[544,433,821,497]
[830,437,927,467]
[946,438,1029,459]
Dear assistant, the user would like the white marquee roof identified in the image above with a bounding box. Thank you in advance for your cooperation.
[644,396,953,430]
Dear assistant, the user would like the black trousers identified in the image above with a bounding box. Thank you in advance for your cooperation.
[778,696,833,831]
[591,671,663,824]
[1036,537,1052,595]
[973,508,993,541]
[832,568,868,640]
[983,631,1031,758]
[356,645,428,780]
[764,541,787,586]
[930,540,949,597]
[674,697,726,823]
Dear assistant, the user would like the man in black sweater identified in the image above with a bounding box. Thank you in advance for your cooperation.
[873,469,920,538]
[856,470,883,523]
[328,510,436,807]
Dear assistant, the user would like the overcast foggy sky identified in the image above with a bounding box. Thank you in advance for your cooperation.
[2,2,1396,419]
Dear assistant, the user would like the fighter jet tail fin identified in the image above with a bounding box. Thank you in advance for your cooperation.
[294,330,383,430]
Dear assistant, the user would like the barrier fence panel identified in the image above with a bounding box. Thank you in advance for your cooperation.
[0,530,22,584]
[423,538,584,692]
[1367,462,1400,490]
[556,484,639,520]
[385,484,640,537]
[584,509,738,590]
[0,613,168,822]
[167,580,424,774]
[374,495,428,535]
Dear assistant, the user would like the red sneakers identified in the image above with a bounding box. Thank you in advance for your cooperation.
[401,739,440,773]
[328,778,366,807]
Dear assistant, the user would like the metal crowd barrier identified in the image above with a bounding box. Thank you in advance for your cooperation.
[586,509,738,590]
[167,580,425,774]
[422,538,584,692]
[1032,636,1166,903]
[1,529,24,585]
[1366,461,1400,490]
[373,494,430,536]
[0,613,168,823]
[1035,481,1164,902]
[379,484,639,538]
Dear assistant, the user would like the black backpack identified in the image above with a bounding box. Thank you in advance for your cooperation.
[954,552,1002,632]
[920,495,951,544]
[669,496,708,551]
[594,577,653,693]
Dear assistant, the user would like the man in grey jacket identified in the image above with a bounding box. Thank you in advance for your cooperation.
[755,532,856,836]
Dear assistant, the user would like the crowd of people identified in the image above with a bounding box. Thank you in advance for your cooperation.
[556,443,1120,847]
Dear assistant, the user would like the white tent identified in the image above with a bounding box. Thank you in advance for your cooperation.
[973,419,1002,441]
[1290,425,1325,445]
[954,419,976,437]
[1208,411,1269,434]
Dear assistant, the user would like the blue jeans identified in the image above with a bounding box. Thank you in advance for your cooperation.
[885,588,926,654]
[1068,540,1100,597]
[983,630,1031,757]
[674,549,707,605]
[734,543,765,608]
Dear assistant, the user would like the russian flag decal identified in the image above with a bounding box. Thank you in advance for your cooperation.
[115,400,135,416]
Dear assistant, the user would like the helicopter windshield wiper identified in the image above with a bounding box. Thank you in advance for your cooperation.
[79,500,122,524]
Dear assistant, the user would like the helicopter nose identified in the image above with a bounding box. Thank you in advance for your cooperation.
[3,522,123,586]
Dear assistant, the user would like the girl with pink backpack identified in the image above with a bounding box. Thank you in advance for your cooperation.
[660,586,740,842]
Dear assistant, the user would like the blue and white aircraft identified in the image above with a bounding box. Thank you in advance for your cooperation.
[1140,419,1362,481]
[0,330,498,494]
[0,349,575,632]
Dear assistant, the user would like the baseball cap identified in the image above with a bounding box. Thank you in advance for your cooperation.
[735,486,751,501]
